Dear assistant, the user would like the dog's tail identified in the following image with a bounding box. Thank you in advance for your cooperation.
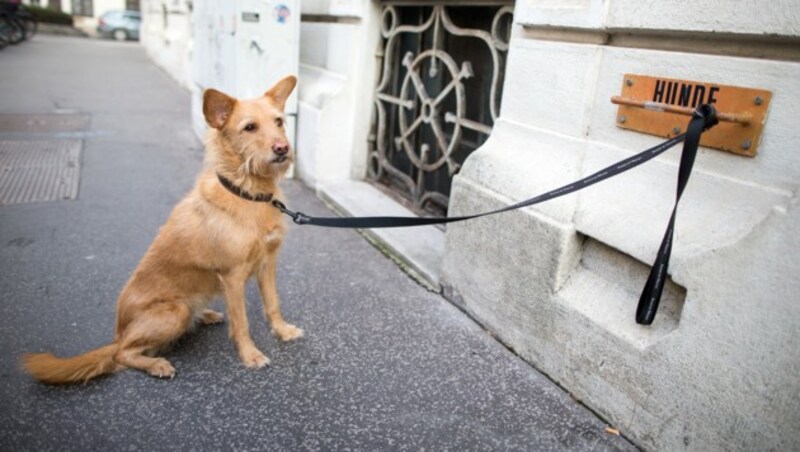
[21,343,120,385]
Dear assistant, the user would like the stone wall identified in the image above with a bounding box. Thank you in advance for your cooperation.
[294,0,378,188]
[443,1,800,450]
[140,0,192,90]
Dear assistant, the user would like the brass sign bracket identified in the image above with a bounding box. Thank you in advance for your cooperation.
[611,74,772,157]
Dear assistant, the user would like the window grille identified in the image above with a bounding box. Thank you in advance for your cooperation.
[367,3,513,216]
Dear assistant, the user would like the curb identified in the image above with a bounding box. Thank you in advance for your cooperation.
[37,23,88,37]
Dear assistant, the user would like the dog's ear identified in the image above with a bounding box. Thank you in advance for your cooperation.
[264,75,297,111]
[203,89,236,129]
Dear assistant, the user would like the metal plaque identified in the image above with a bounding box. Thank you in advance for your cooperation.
[615,74,772,157]
[242,12,260,23]
[0,139,82,204]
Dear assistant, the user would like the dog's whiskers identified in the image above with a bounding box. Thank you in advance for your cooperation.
[243,155,253,175]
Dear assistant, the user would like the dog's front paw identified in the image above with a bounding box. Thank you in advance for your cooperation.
[272,323,304,342]
[240,347,271,368]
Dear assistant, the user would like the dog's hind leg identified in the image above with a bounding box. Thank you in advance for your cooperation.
[114,302,192,379]
[200,309,224,325]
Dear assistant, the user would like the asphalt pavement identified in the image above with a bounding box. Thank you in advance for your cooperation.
[0,35,635,451]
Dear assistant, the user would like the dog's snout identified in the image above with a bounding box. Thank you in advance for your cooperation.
[273,142,290,156]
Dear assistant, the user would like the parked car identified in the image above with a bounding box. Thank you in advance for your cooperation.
[97,10,140,41]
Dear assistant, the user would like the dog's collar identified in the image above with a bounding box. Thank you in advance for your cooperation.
[216,174,274,202]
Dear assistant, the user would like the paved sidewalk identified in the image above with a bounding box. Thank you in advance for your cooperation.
[0,36,634,451]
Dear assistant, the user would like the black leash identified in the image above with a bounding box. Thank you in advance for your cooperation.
[223,105,719,325]
[636,104,717,324]
[271,135,686,228]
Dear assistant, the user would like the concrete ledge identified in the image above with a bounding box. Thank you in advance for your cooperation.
[556,238,686,350]
[37,23,88,38]
[317,179,444,290]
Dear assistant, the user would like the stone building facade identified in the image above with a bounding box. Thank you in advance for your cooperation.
[142,1,800,449]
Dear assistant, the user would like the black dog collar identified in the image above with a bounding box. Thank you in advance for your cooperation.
[217,174,274,203]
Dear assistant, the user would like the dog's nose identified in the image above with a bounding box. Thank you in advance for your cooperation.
[273,142,290,156]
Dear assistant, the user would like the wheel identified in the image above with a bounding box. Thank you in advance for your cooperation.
[18,5,37,39]
[12,16,28,41]
[112,29,127,41]
[2,17,23,44]
[23,16,36,39]
[0,19,8,49]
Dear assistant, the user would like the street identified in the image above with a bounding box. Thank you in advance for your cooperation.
[0,35,634,451]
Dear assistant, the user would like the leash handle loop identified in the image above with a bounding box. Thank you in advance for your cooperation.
[635,104,717,325]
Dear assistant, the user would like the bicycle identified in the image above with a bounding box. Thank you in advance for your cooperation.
[15,3,37,40]
[0,10,24,46]
[0,1,36,47]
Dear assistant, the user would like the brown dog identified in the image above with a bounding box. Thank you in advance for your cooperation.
[22,76,302,384]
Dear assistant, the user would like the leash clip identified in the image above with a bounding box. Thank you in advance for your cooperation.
[292,212,310,225]
[271,199,311,225]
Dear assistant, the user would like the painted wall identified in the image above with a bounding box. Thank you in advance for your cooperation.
[443,0,800,450]
[139,0,376,185]
[140,0,193,90]
[294,0,378,189]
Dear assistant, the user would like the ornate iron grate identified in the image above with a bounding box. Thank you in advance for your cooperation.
[367,3,513,217]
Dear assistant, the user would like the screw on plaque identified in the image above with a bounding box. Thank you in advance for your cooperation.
[754,96,763,106]
[672,126,681,135]
[618,115,627,124]
[742,139,752,150]
[626,79,634,87]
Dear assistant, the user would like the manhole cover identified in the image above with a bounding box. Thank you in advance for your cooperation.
[0,140,82,204]
[0,114,90,133]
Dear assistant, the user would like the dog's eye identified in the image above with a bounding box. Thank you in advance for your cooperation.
[275,118,283,127]
[244,123,258,132]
